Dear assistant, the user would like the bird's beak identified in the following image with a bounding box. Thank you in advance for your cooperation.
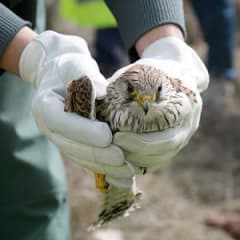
[142,101,149,114]
[137,95,153,114]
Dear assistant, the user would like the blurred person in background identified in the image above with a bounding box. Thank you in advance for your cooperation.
[0,0,208,239]
[94,27,126,77]
[190,0,237,105]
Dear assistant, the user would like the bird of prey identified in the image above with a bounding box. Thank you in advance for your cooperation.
[64,64,197,229]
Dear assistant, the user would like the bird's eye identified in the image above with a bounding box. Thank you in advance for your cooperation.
[127,82,137,96]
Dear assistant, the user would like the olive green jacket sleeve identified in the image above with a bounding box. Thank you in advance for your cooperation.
[0,3,30,56]
[105,0,186,61]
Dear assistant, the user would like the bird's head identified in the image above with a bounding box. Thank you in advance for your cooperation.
[126,80,161,115]
[112,64,166,115]
[102,64,185,132]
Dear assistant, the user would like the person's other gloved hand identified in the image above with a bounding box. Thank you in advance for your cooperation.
[19,31,135,184]
[111,37,209,172]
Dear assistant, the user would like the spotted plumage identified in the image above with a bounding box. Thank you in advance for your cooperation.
[65,76,93,118]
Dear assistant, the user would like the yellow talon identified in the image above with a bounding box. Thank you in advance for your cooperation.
[95,172,107,193]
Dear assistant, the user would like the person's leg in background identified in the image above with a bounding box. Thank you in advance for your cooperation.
[94,27,127,77]
[190,0,236,81]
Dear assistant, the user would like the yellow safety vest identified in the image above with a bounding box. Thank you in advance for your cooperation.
[59,0,116,28]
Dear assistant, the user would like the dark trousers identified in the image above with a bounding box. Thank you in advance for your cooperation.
[190,0,236,80]
[94,28,125,77]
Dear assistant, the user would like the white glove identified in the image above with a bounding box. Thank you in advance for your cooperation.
[19,31,135,183]
[111,37,209,172]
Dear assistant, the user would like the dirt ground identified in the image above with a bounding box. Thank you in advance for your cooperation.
[45,1,240,239]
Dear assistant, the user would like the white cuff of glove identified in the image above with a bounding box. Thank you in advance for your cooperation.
[141,36,209,92]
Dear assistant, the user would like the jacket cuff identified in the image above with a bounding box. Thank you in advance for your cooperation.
[105,0,185,61]
[0,4,30,57]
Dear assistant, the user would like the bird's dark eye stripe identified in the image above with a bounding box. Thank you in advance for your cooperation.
[157,85,162,92]
[155,84,163,102]
[127,95,134,101]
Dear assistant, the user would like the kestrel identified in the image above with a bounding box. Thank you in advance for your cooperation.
[64,64,197,229]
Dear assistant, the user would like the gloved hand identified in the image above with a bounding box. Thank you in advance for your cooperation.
[111,37,209,172]
[19,30,135,184]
